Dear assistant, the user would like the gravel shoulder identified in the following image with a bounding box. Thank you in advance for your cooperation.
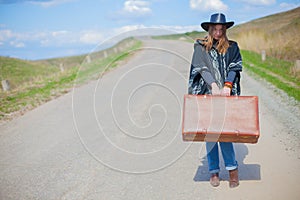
[241,68,300,156]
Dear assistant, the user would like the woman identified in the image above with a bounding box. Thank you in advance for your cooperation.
[188,13,242,188]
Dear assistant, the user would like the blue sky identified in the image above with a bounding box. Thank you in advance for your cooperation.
[0,0,299,60]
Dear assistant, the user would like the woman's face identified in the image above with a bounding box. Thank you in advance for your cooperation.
[211,24,224,40]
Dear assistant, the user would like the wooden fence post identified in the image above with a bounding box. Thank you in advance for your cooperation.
[86,55,91,63]
[290,60,300,76]
[261,50,266,61]
[1,80,10,91]
[59,63,64,72]
[294,60,300,73]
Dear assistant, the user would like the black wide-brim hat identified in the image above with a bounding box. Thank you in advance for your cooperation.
[201,13,234,32]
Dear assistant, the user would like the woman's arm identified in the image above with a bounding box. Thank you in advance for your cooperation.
[189,42,220,94]
[222,42,242,96]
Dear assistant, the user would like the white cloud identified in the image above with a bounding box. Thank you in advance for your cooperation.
[79,31,104,45]
[40,39,50,46]
[0,24,204,59]
[0,29,13,41]
[111,0,152,21]
[113,24,201,38]
[10,41,25,48]
[23,30,72,46]
[123,0,152,14]
[158,25,201,33]
[0,24,202,50]
[0,0,77,7]
[190,0,228,11]
[29,0,76,7]
[114,24,147,33]
[0,28,104,47]
[240,0,276,6]
[0,22,202,51]
[38,30,104,46]
[51,30,68,37]
[280,2,300,9]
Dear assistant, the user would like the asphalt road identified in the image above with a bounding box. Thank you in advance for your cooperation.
[1,38,300,200]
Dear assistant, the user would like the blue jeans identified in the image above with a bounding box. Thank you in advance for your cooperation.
[206,142,238,174]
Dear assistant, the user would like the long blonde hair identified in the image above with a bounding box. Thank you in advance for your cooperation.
[201,25,229,54]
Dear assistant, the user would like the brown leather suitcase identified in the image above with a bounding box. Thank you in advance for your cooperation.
[182,94,260,143]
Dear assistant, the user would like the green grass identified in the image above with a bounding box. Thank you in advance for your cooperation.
[241,50,300,101]
[0,68,78,115]
[74,39,142,84]
[0,38,142,120]
[0,57,60,89]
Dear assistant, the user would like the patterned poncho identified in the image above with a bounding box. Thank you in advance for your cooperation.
[188,39,242,95]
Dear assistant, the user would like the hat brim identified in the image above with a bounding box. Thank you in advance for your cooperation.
[201,21,234,32]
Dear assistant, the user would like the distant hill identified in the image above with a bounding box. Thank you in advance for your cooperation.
[0,37,137,91]
[0,38,142,121]
[229,6,300,61]
[0,56,59,90]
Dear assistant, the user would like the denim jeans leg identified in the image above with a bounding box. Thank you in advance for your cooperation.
[219,142,238,171]
[206,142,220,173]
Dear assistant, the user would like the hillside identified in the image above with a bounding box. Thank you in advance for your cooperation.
[154,7,300,61]
[229,6,300,60]
[0,56,61,90]
[0,38,142,121]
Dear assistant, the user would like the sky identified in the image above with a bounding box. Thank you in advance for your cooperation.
[0,0,299,60]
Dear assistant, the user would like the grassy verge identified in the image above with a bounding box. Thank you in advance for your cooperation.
[74,40,142,84]
[0,38,142,121]
[241,50,300,101]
